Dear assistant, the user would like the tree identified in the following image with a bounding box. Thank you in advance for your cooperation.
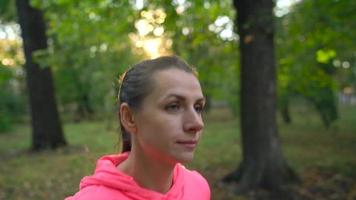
[30,0,138,120]
[16,0,67,151]
[276,0,356,127]
[223,0,297,193]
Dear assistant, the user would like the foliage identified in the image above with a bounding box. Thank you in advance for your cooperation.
[30,0,140,119]
[276,0,356,127]
[0,65,25,132]
[0,38,25,132]
[0,0,354,125]
[28,0,242,117]
[0,0,16,21]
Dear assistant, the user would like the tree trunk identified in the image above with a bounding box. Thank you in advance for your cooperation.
[223,0,297,192]
[16,0,67,151]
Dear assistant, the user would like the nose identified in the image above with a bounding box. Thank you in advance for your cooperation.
[183,108,204,134]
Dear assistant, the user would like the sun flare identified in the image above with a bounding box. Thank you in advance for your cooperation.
[130,9,171,58]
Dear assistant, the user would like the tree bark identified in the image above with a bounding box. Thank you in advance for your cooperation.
[223,0,297,192]
[16,0,67,151]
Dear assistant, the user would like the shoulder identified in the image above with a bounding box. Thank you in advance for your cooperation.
[183,168,210,190]
[65,185,129,200]
[178,165,211,199]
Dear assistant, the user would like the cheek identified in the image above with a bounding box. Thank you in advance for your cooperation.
[147,119,179,138]
[136,121,173,153]
[137,115,182,145]
[140,110,181,129]
[135,105,185,133]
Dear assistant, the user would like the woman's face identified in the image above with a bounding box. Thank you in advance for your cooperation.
[133,68,205,164]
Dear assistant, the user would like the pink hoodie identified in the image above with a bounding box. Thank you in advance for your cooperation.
[65,153,210,200]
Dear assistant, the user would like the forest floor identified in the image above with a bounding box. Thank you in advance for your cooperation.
[0,104,355,200]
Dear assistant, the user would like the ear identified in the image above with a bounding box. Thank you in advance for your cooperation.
[119,103,137,134]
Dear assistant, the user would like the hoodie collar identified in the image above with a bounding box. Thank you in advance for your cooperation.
[80,153,185,200]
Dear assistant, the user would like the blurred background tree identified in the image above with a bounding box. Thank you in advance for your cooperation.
[16,0,67,150]
[221,0,298,193]
[276,0,356,127]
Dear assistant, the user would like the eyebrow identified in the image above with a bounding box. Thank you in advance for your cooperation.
[164,94,206,102]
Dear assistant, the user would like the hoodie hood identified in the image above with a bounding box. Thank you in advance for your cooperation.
[79,153,185,200]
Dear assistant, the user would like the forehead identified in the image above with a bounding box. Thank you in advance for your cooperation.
[150,68,203,99]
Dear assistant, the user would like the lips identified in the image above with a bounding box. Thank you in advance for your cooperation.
[176,140,198,150]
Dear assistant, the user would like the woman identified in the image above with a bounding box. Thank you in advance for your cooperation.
[66,56,210,200]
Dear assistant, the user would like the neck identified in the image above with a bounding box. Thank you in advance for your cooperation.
[117,149,176,194]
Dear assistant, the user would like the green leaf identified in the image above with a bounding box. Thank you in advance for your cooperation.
[316,49,336,64]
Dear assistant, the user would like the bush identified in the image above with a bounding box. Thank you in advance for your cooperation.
[0,67,26,133]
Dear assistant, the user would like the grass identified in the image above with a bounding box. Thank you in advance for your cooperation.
[0,104,355,200]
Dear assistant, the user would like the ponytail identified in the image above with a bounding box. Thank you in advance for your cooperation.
[121,127,131,152]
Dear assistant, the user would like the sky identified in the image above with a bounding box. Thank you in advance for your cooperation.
[275,0,302,17]
[0,22,20,40]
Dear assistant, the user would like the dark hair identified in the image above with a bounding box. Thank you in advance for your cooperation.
[118,55,197,152]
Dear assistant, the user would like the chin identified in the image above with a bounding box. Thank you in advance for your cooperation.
[175,152,195,164]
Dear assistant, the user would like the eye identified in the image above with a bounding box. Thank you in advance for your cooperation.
[194,103,204,114]
[165,102,181,112]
